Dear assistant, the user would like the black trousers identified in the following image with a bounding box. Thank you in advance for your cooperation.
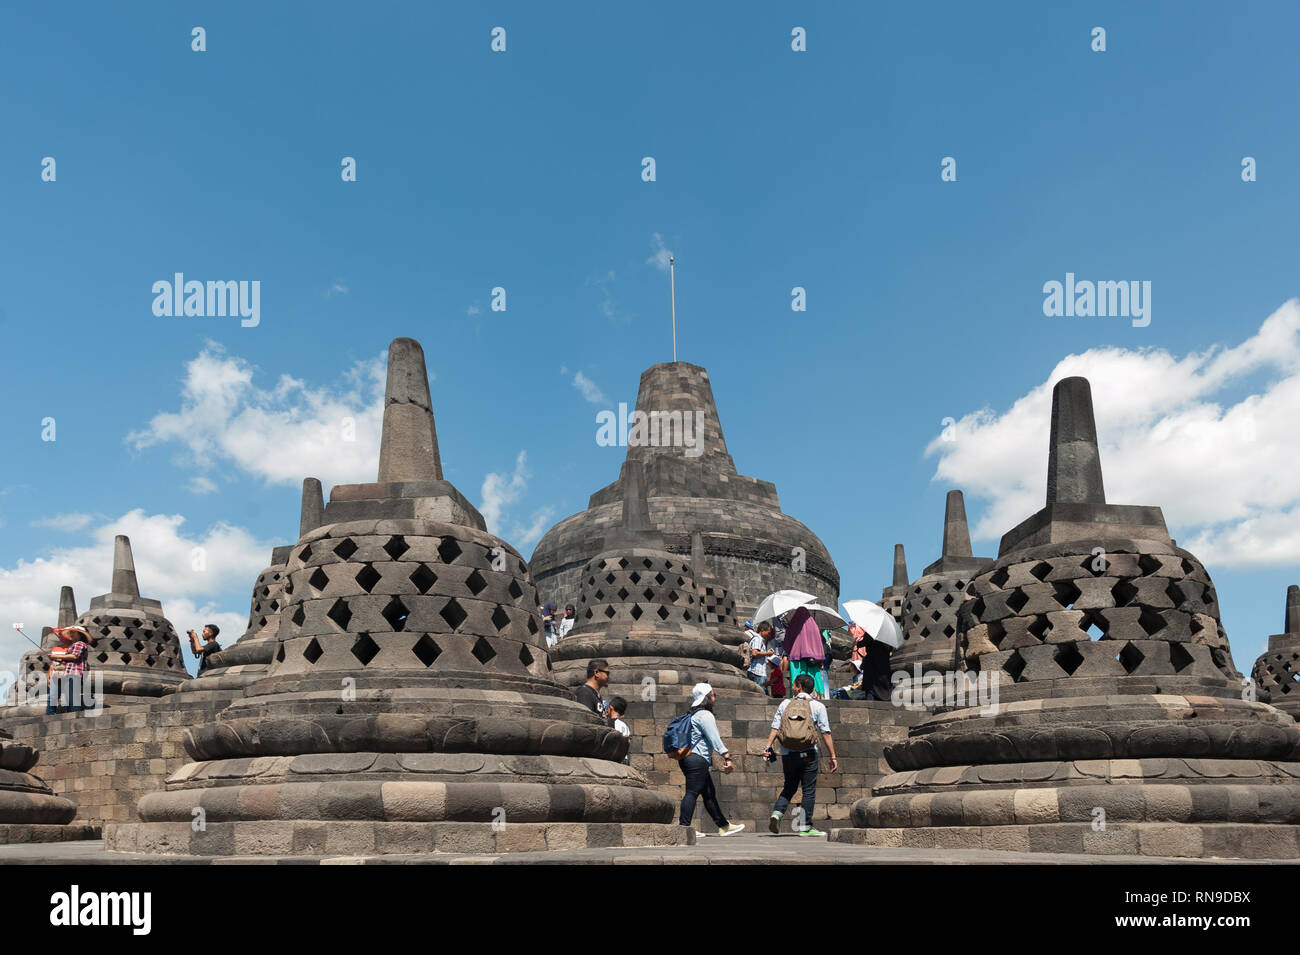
[773,750,819,826]
[679,753,729,828]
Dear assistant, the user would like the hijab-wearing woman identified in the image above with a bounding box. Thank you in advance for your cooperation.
[782,607,827,699]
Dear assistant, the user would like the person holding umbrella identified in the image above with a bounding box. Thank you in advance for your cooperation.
[842,600,902,701]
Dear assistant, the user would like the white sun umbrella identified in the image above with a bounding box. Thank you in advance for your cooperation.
[752,589,818,624]
[842,599,903,649]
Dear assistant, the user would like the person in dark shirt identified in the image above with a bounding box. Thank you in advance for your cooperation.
[574,658,610,716]
[187,624,222,673]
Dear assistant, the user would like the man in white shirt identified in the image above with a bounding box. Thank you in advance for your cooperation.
[745,620,772,693]
[763,673,838,837]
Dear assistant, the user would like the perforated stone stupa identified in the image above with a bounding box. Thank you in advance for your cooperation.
[878,545,908,631]
[8,586,78,711]
[835,377,1300,858]
[107,337,682,856]
[531,361,838,619]
[550,461,762,699]
[1252,586,1300,719]
[893,491,993,676]
[74,536,187,700]
[174,478,325,696]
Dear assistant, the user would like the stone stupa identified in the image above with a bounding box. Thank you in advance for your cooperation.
[73,536,187,701]
[877,544,909,631]
[1252,585,1300,720]
[173,479,326,697]
[893,491,993,676]
[530,361,838,620]
[836,377,1300,858]
[550,460,762,700]
[108,337,683,857]
[7,586,79,711]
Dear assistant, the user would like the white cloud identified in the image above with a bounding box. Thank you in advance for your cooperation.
[126,342,386,488]
[478,451,554,551]
[586,270,620,321]
[0,509,269,692]
[31,513,95,532]
[572,371,607,404]
[467,304,480,316]
[325,282,349,298]
[188,476,218,495]
[928,299,1300,568]
[646,232,673,271]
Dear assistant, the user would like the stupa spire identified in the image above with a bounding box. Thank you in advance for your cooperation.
[377,338,442,483]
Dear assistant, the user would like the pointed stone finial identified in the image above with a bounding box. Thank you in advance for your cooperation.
[622,460,652,534]
[111,535,140,597]
[1286,585,1300,635]
[57,586,77,628]
[300,477,325,537]
[940,490,974,558]
[892,544,909,588]
[377,338,443,483]
[1047,377,1106,506]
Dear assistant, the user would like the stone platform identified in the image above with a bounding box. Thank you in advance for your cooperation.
[0,831,1266,865]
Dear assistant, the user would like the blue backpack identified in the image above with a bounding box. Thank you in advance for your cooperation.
[663,711,695,760]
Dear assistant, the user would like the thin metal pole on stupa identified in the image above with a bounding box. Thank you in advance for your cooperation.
[669,254,677,362]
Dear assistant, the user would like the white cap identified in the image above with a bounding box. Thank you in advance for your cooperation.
[690,682,713,708]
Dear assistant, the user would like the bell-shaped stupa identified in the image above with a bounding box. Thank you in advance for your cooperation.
[108,337,682,856]
[893,491,993,675]
[7,586,79,711]
[550,461,762,699]
[1252,586,1300,719]
[530,362,838,621]
[838,377,1300,858]
[73,537,187,700]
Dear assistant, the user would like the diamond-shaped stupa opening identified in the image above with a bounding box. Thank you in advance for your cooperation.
[333,539,359,561]
[465,570,487,596]
[303,638,324,664]
[471,636,497,665]
[351,633,380,665]
[326,598,353,631]
[440,597,467,630]
[381,597,409,632]
[383,535,410,561]
[437,537,462,564]
[355,565,382,594]
[412,634,441,667]
[409,564,438,594]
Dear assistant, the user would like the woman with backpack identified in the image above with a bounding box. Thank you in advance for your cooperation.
[763,673,838,837]
[666,683,746,836]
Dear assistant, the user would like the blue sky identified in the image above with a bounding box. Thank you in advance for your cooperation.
[2,2,1299,685]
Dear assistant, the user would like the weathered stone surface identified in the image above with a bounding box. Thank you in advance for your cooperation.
[1251,585,1300,719]
[530,362,838,619]
[123,337,679,856]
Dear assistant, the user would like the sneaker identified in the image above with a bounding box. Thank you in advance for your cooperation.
[719,823,746,837]
[797,827,825,838]
[768,812,782,834]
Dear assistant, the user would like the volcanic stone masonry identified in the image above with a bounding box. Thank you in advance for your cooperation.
[833,376,1300,859]
[1252,585,1300,720]
[893,491,993,678]
[530,361,839,621]
[105,337,687,856]
[0,728,97,844]
[549,459,763,700]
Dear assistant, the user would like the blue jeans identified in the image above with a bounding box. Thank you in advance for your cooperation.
[748,671,767,693]
[773,750,819,827]
[679,753,729,828]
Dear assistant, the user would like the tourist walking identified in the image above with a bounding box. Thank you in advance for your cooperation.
[764,674,838,837]
[672,683,745,836]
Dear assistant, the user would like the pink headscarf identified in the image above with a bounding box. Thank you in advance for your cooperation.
[782,607,823,661]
